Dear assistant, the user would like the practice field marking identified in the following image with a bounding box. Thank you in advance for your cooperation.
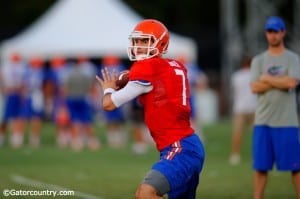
[11,174,103,199]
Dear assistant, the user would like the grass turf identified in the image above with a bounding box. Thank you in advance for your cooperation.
[0,120,297,199]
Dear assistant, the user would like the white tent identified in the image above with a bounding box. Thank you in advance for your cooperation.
[0,0,197,62]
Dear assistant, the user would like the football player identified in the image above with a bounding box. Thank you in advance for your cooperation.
[96,19,205,199]
[20,56,45,148]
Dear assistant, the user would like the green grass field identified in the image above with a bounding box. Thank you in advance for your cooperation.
[0,120,297,199]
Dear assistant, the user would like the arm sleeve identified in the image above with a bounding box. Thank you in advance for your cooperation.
[250,56,261,82]
[111,81,153,107]
[288,54,300,81]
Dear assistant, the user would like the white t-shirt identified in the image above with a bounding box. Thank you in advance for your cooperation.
[2,61,26,89]
[231,68,257,113]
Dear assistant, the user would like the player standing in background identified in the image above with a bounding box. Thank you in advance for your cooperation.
[129,97,151,155]
[50,56,71,148]
[0,63,6,146]
[229,56,257,165]
[250,16,300,199]
[96,19,205,199]
[177,55,206,142]
[64,56,100,151]
[1,53,26,148]
[20,56,45,148]
[100,55,127,148]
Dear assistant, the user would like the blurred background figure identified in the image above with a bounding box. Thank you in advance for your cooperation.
[129,98,152,155]
[63,56,100,151]
[177,55,207,142]
[1,53,26,148]
[43,60,58,122]
[229,55,257,165]
[49,56,71,148]
[88,77,104,122]
[100,55,127,148]
[19,56,45,148]
[193,66,218,130]
[0,61,6,146]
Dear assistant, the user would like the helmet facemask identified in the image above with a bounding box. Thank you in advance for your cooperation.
[127,32,160,61]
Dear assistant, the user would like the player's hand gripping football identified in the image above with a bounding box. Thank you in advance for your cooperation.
[96,67,118,91]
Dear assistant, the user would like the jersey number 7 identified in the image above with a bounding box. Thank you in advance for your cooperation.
[169,60,187,106]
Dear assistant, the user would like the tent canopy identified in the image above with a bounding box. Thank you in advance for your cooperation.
[0,0,197,62]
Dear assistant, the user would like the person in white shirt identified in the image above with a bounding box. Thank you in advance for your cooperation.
[1,53,26,148]
[229,56,257,165]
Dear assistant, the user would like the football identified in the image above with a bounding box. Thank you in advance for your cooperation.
[116,70,129,89]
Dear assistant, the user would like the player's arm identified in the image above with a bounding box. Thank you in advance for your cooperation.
[250,80,273,94]
[249,56,272,94]
[99,81,152,111]
[259,74,298,90]
[112,81,152,107]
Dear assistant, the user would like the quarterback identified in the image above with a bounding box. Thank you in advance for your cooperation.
[96,19,205,199]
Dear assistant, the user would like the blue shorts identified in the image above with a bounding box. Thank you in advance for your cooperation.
[253,125,300,171]
[152,134,205,199]
[66,98,92,124]
[21,98,43,119]
[3,93,22,121]
[103,108,124,123]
